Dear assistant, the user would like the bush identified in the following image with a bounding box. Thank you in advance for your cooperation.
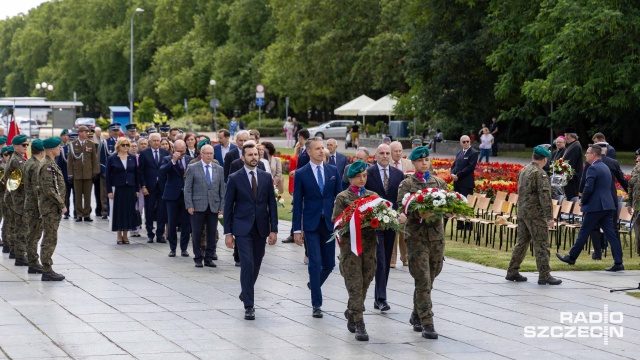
[246,118,283,129]
[252,127,285,137]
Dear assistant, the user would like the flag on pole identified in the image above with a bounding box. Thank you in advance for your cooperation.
[7,113,20,145]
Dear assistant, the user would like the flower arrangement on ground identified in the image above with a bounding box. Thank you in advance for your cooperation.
[402,188,474,223]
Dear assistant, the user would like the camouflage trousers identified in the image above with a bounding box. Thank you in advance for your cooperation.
[338,232,377,322]
[405,223,445,326]
[2,203,13,250]
[41,210,62,273]
[633,219,640,256]
[11,207,29,260]
[507,217,551,280]
[24,208,43,267]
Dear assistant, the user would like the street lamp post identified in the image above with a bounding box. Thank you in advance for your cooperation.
[210,79,217,136]
[35,82,54,136]
[130,8,144,124]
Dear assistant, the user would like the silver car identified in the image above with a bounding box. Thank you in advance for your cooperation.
[308,120,361,139]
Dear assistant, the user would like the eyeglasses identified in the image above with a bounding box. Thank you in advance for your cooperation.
[121,144,130,147]
[19,144,29,147]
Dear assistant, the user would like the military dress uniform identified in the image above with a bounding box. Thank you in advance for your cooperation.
[57,139,75,218]
[396,146,446,340]
[22,139,45,272]
[99,135,118,217]
[4,139,30,264]
[67,134,99,220]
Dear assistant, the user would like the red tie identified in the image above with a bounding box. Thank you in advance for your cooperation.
[394,161,399,168]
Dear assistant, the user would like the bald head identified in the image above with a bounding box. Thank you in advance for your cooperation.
[376,144,391,167]
[460,135,471,150]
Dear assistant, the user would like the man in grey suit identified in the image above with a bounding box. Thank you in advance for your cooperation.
[184,144,225,268]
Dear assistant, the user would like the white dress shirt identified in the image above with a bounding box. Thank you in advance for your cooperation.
[310,161,324,185]
[244,166,258,186]
[221,144,231,159]
[393,159,403,171]
[377,163,389,182]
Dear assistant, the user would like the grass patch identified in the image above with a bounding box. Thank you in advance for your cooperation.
[628,292,640,298]
[278,174,293,222]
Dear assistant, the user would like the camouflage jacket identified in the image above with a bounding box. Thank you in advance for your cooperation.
[4,152,27,206]
[332,188,379,244]
[37,156,66,215]
[23,156,42,212]
[517,162,552,221]
[397,173,448,225]
[628,164,640,211]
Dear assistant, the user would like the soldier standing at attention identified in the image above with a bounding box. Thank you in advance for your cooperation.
[23,139,46,274]
[38,137,66,281]
[99,123,120,219]
[4,135,30,266]
[397,146,447,340]
[0,137,9,251]
[57,129,74,219]
[68,126,100,222]
[506,146,562,285]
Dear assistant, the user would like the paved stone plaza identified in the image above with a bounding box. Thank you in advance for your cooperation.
[0,218,639,359]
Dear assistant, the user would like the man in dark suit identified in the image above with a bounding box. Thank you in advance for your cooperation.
[228,141,267,174]
[185,144,225,268]
[327,138,347,183]
[213,129,237,168]
[224,143,278,320]
[159,140,193,257]
[293,137,342,318]
[295,129,311,170]
[223,130,249,182]
[139,133,170,243]
[592,132,616,160]
[557,145,624,271]
[365,144,404,312]
[451,135,479,230]
[562,128,583,200]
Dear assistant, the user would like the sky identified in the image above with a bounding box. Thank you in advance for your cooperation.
[1,0,51,20]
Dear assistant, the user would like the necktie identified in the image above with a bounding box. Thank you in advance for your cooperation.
[394,161,399,169]
[205,165,211,185]
[317,165,324,194]
[178,159,184,174]
[330,155,336,165]
[383,167,389,193]
[250,171,258,199]
[154,150,159,165]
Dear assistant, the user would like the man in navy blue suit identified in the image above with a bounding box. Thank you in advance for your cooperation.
[365,144,404,312]
[159,140,193,257]
[557,145,624,271]
[139,133,170,243]
[295,129,311,170]
[327,138,347,181]
[223,130,249,182]
[224,143,278,320]
[450,135,478,230]
[293,137,342,318]
[213,129,237,168]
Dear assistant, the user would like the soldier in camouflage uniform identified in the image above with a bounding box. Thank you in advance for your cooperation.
[23,139,46,274]
[397,146,447,340]
[627,149,640,256]
[3,135,30,266]
[38,137,66,281]
[0,137,9,251]
[506,146,562,285]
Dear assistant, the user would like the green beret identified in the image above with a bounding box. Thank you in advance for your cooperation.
[43,137,62,149]
[533,145,551,158]
[60,129,68,136]
[347,160,368,178]
[409,146,430,161]
[0,136,7,145]
[31,139,44,151]
[11,134,28,145]
[411,138,423,145]
[1,145,14,155]
[197,138,210,150]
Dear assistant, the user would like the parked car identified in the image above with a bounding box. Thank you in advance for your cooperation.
[75,117,96,130]
[18,120,41,138]
[307,120,361,139]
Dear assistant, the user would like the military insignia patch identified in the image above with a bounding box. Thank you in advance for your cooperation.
[46,167,52,172]
[542,174,547,179]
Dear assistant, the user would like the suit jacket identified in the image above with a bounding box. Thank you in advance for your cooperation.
[228,157,266,175]
[67,139,100,179]
[184,160,225,212]
[138,147,170,190]
[329,152,347,183]
[159,154,193,201]
[365,164,404,210]
[297,148,310,169]
[292,162,342,231]
[214,143,237,168]
[451,147,479,190]
[580,155,628,204]
[606,144,617,160]
[105,154,140,193]
[223,168,278,238]
[56,143,72,184]
[223,147,240,181]
[580,160,615,213]
[99,137,117,175]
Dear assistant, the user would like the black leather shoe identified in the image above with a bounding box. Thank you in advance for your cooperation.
[181,250,189,257]
[75,218,83,222]
[282,235,294,243]
[505,273,528,282]
[538,276,562,285]
[157,237,167,243]
[591,253,602,260]
[556,253,576,265]
[9,251,15,259]
[409,312,422,332]
[235,261,241,267]
[147,238,154,243]
[84,217,93,222]
[312,307,323,318]
[168,251,176,257]
[344,310,355,333]
[195,261,203,268]
[422,324,439,339]
[239,293,244,302]
[42,271,65,281]
[605,264,624,272]
[15,258,28,266]
[244,307,255,320]
[101,215,108,220]
[212,254,218,260]
[28,264,43,274]
[204,259,216,267]
[374,300,391,311]
[307,282,311,290]
[2,246,9,253]
[354,320,369,341]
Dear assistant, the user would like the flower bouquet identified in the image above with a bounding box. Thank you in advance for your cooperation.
[331,195,404,255]
[274,184,285,208]
[401,188,474,223]
[548,158,574,187]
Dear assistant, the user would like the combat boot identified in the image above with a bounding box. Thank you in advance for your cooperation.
[2,246,10,253]
[9,251,15,259]
[14,258,28,266]
[538,276,562,285]
[409,312,422,332]
[42,271,65,281]
[505,273,527,282]
[28,264,43,274]
[354,320,369,341]
[344,310,355,333]
[422,324,438,339]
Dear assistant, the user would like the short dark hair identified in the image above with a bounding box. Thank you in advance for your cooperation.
[298,129,310,140]
[218,129,230,138]
[588,144,602,157]
[262,141,276,156]
[532,153,545,161]
[592,132,606,141]
[249,129,261,139]
[31,147,43,156]
[169,127,180,133]
[242,143,257,156]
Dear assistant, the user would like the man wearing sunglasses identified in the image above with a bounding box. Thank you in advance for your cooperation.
[67,126,100,222]
[450,135,478,230]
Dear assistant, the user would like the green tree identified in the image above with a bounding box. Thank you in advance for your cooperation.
[134,97,156,123]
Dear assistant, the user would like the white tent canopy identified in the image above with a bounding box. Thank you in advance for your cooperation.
[357,94,397,117]
[334,95,375,116]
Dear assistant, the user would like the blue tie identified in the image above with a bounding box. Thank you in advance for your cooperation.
[317,165,324,194]
[205,165,211,185]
